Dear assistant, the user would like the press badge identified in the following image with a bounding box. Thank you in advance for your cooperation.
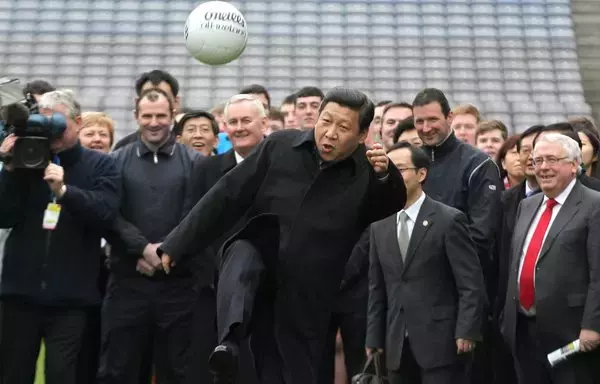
[42,203,62,230]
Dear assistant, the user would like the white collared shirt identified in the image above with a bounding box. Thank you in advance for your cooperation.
[525,180,537,197]
[396,191,426,338]
[234,151,244,164]
[518,178,577,315]
[396,191,426,240]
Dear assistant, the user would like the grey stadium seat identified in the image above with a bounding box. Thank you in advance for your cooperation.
[0,0,591,139]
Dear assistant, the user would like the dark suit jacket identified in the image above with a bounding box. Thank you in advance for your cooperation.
[366,195,487,371]
[495,181,527,318]
[189,149,238,284]
[200,149,237,192]
[580,173,600,191]
[502,181,600,356]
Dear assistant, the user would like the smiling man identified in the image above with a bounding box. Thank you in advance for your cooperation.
[413,88,502,383]
[502,133,600,383]
[224,94,268,163]
[157,87,407,384]
[187,94,268,384]
[175,110,219,157]
[98,88,208,383]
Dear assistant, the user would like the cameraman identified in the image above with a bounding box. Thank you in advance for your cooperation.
[23,79,55,102]
[0,90,121,384]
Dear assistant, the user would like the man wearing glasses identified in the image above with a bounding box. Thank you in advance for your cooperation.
[367,141,486,384]
[502,133,600,384]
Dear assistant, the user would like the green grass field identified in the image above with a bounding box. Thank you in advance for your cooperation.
[34,343,45,384]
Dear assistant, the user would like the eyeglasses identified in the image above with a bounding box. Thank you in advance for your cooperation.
[532,156,569,167]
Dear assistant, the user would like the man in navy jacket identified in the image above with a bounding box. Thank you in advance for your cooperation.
[0,90,120,384]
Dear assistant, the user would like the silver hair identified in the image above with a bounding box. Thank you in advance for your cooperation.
[534,132,582,165]
[224,94,266,119]
[38,89,81,119]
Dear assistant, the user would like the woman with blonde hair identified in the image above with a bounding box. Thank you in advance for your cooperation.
[76,111,116,383]
[79,112,115,153]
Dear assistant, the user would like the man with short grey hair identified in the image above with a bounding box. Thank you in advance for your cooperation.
[0,89,121,384]
[184,93,268,384]
[502,133,600,383]
[223,94,268,163]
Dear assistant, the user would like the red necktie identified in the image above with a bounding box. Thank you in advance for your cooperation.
[519,198,558,310]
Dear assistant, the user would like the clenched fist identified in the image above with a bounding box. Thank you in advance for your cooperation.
[366,143,389,175]
[44,163,66,198]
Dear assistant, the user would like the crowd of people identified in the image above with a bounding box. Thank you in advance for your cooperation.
[0,68,599,384]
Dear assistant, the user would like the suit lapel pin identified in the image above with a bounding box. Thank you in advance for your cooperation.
[423,220,429,227]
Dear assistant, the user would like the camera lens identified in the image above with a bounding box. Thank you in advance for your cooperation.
[13,137,50,169]
[21,142,47,168]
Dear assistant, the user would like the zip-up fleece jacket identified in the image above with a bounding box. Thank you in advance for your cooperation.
[422,132,503,294]
[0,143,120,307]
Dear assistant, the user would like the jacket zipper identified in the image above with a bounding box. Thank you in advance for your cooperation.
[153,152,158,164]
[431,147,435,163]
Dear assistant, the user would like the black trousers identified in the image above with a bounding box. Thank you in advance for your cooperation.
[318,311,367,383]
[465,317,495,384]
[77,312,158,384]
[388,338,467,384]
[183,285,218,384]
[97,275,197,384]
[515,313,600,384]
[0,298,87,384]
[76,305,103,384]
[218,239,323,384]
[490,318,517,384]
[216,240,265,383]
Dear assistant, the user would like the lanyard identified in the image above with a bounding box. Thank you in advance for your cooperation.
[50,155,60,203]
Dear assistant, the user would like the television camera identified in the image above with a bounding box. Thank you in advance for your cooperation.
[0,77,67,169]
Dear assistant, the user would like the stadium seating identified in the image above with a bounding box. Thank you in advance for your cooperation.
[0,0,592,139]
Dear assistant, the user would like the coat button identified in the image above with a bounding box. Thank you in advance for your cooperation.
[41,281,47,290]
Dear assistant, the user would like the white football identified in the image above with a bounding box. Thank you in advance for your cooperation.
[184,1,248,66]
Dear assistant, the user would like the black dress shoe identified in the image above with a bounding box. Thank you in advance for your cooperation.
[209,342,239,384]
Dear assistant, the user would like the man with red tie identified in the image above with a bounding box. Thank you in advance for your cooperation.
[502,133,600,384]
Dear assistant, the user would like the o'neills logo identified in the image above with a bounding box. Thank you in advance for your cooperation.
[204,12,246,28]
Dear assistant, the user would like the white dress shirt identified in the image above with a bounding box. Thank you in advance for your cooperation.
[234,151,244,164]
[517,178,576,315]
[396,192,426,241]
[525,180,537,197]
[396,192,426,337]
